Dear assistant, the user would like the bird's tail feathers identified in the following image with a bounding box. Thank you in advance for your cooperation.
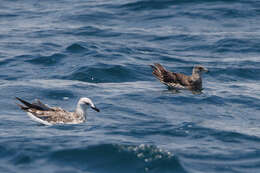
[16,97,45,111]
[16,97,33,107]
[16,103,29,110]
[150,63,167,81]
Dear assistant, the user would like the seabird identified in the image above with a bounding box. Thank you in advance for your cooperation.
[150,63,208,90]
[16,97,100,125]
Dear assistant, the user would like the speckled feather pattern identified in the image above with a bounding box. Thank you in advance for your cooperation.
[28,107,84,124]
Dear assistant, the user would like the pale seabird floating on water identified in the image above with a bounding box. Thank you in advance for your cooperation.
[150,63,209,90]
[16,97,100,125]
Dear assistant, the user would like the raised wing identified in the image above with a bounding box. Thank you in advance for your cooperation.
[150,63,193,88]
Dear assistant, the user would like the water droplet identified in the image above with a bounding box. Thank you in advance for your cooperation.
[63,97,69,100]
[137,153,144,158]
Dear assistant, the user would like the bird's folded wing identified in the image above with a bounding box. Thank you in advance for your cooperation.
[32,99,55,111]
[29,109,53,117]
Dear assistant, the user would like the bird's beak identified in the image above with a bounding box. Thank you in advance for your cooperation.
[91,106,100,112]
[204,68,209,73]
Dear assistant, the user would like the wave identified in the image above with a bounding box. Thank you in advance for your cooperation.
[1,131,259,173]
[120,0,244,11]
[73,26,121,38]
[0,142,187,173]
[49,143,186,173]
[66,43,88,53]
[120,0,177,11]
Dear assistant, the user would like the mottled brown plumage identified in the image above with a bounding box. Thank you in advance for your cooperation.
[16,97,100,125]
[150,63,208,90]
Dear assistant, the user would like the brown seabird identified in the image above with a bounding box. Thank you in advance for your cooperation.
[150,63,208,90]
[16,97,100,125]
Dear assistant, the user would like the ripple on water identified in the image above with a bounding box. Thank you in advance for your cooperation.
[26,53,66,66]
[74,26,121,38]
[209,67,260,81]
[63,64,149,83]
[120,0,181,11]
[213,38,260,53]
[66,43,88,53]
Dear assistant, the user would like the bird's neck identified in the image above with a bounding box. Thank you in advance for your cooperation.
[191,72,202,90]
[75,103,87,121]
[191,71,202,81]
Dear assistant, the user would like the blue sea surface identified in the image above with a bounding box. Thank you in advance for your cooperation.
[0,0,260,172]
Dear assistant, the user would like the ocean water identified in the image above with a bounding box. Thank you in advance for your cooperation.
[0,0,260,172]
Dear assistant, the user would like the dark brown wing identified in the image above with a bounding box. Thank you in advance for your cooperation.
[32,99,54,111]
[16,97,54,111]
[150,63,175,82]
[150,63,193,88]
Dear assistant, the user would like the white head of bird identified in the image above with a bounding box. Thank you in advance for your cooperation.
[76,97,100,118]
